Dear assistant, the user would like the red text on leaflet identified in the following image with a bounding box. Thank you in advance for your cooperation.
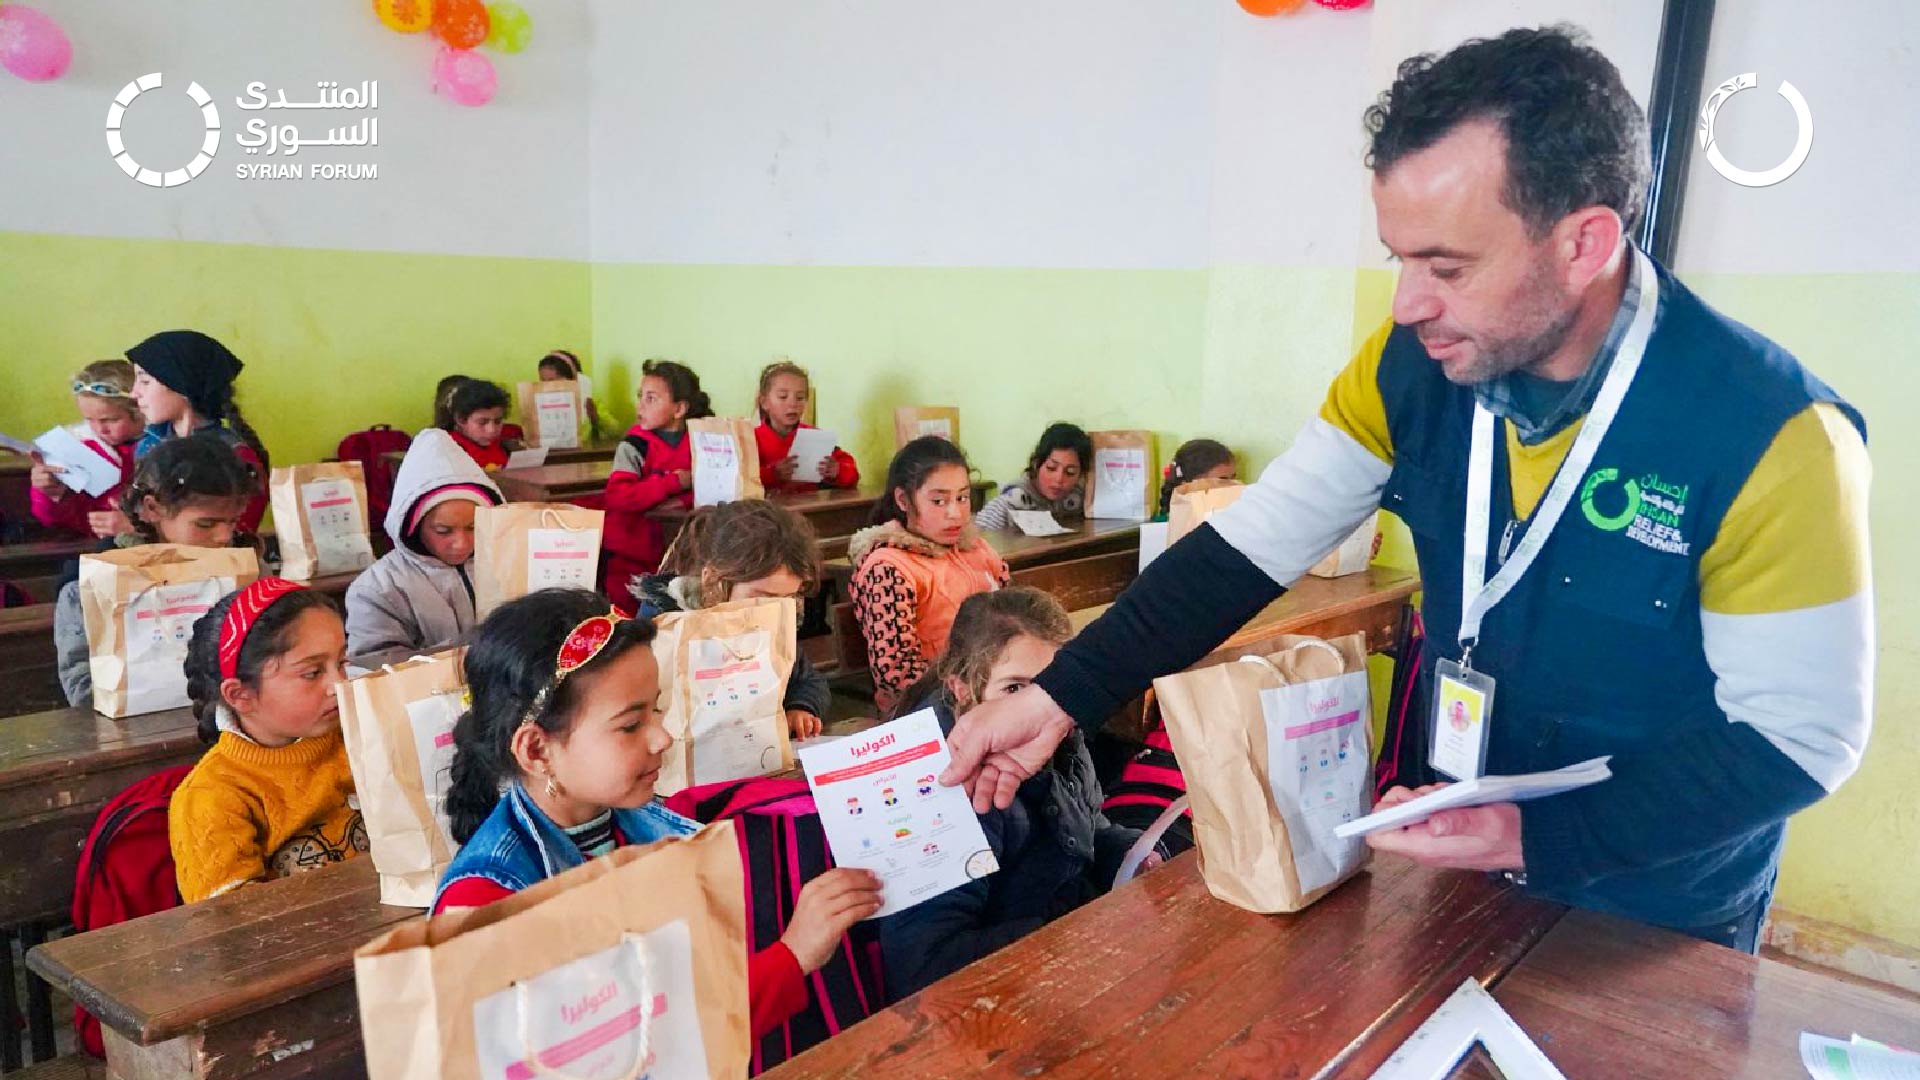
[813,741,940,786]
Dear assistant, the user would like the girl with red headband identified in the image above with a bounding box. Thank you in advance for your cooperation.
[169,578,365,904]
[436,588,883,1040]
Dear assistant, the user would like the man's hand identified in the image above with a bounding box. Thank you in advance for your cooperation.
[939,684,1075,812]
[1364,784,1526,872]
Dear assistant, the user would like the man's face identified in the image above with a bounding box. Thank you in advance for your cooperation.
[1373,119,1578,385]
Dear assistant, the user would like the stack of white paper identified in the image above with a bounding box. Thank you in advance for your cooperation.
[1802,1033,1920,1079]
[1333,757,1612,840]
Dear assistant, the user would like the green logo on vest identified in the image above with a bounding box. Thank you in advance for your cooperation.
[1580,468,1641,531]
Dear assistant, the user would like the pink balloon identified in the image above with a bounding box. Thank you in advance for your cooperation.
[0,4,73,83]
[432,45,496,107]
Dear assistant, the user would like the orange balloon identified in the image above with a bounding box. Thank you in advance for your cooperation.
[433,0,491,50]
[373,0,433,34]
[1236,0,1309,14]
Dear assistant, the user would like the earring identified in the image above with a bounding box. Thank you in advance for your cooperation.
[543,773,559,799]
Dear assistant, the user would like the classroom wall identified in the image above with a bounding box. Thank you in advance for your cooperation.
[0,0,593,467]
[3,0,1915,955]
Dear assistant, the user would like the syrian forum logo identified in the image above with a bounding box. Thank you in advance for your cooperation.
[106,75,379,187]
[1697,72,1814,188]
[106,73,219,188]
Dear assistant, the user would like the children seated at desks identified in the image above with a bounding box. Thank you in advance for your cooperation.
[55,435,259,707]
[537,349,601,440]
[602,359,712,612]
[1152,438,1237,521]
[974,422,1091,531]
[345,429,504,669]
[753,361,858,495]
[849,437,1009,713]
[442,379,515,471]
[632,499,830,740]
[126,330,270,533]
[29,360,142,540]
[434,588,883,1038]
[171,579,364,903]
[878,588,1152,998]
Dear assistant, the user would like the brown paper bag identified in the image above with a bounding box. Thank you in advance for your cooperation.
[516,379,583,450]
[651,597,797,795]
[687,418,763,508]
[473,503,606,619]
[1086,429,1155,522]
[893,406,961,449]
[1166,478,1246,546]
[1307,512,1381,578]
[269,460,376,580]
[78,544,260,717]
[337,648,467,907]
[355,825,751,1080]
[1153,632,1373,913]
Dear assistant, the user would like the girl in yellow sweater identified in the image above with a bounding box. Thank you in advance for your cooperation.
[169,578,366,903]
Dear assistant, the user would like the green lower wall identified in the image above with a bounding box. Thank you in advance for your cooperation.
[0,231,592,470]
[3,230,1915,949]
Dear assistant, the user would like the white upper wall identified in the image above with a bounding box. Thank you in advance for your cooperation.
[1674,0,1920,275]
[0,0,589,260]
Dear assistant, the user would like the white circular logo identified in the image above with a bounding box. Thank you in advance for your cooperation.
[106,73,221,188]
[1697,72,1814,188]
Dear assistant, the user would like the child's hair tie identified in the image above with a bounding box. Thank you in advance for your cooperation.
[520,611,624,727]
[218,577,309,680]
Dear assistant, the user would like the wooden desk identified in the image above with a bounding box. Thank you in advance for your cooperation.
[1453,909,1920,1079]
[0,538,96,602]
[379,440,618,476]
[0,603,63,718]
[0,706,203,928]
[768,853,1564,1077]
[27,857,413,1080]
[1072,566,1421,667]
[823,519,1142,593]
[491,459,614,503]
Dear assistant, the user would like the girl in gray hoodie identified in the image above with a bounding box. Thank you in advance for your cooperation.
[344,429,503,670]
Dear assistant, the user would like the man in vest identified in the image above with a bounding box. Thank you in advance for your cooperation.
[941,26,1871,953]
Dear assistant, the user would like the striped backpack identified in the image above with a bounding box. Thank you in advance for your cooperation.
[664,778,886,1074]
[1100,718,1195,857]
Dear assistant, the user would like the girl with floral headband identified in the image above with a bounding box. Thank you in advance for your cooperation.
[171,578,365,903]
[435,588,883,1040]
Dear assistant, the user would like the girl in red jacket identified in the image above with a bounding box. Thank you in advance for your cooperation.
[601,360,713,612]
[753,360,859,495]
[30,360,143,539]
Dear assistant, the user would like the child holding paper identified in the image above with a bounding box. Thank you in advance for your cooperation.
[601,359,715,612]
[54,435,259,707]
[435,588,883,1038]
[974,422,1092,531]
[877,588,1153,998]
[849,437,1009,713]
[172,579,365,902]
[29,360,143,539]
[752,361,858,495]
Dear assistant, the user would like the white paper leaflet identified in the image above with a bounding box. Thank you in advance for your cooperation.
[1335,757,1612,840]
[798,709,998,918]
[405,691,462,851]
[301,477,373,575]
[122,577,234,714]
[1262,672,1371,893]
[526,528,599,590]
[686,630,785,785]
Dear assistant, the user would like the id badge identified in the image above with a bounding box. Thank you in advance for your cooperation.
[1430,658,1495,781]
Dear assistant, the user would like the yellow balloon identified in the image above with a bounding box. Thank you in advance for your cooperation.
[374,0,434,34]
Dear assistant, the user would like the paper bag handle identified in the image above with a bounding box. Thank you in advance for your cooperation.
[1113,795,1190,888]
[540,508,592,532]
[511,933,655,1080]
[1235,639,1345,683]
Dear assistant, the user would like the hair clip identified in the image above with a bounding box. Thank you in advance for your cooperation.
[520,611,623,727]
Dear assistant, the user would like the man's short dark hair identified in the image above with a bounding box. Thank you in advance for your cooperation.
[1363,25,1650,236]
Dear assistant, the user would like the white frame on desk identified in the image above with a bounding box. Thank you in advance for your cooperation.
[1368,978,1568,1080]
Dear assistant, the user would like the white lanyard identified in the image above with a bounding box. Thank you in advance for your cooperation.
[1457,246,1659,664]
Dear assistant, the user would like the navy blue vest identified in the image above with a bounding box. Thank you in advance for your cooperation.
[1376,259,1863,928]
